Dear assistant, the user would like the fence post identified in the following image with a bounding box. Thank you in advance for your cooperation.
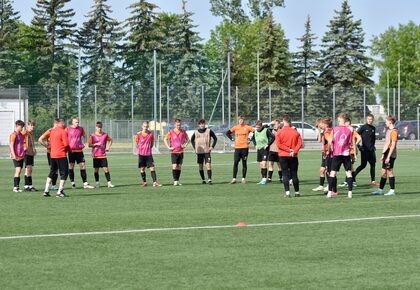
[257,52,260,120]
[94,85,97,122]
[77,49,81,122]
[227,52,231,129]
[393,88,396,116]
[221,68,225,125]
[153,50,157,148]
[18,85,22,121]
[131,85,134,155]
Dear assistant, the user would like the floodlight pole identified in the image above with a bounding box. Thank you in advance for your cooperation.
[153,50,157,148]
[228,52,231,129]
[386,70,390,115]
[78,49,81,123]
[397,59,401,121]
[257,52,260,120]
[221,68,225,125]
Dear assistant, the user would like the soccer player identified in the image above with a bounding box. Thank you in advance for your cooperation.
[267,120,282,183]
[353,114,380,186]
[190,119,218,184]
[135,121,162,187]
[23,120,37,191]
[226,115,254,184]
[251,120,275,185]
[38,122,58,190]
[338,117,361,187]
[327,113,355,199]
[312,118,333,192]
[88,121,114,188]
[66,117,94,189]
[276,115,302,197]
[372,116,398,196]
[164,119,190,186]
[43,118,69,198]
[9,120,25,192]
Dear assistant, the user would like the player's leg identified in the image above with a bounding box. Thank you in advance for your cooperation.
[205,155,212,184]
[198,154,206,184]
[313,153,327,191]
[344,157,353,198]
[44,159,58,197]
[13,160,23,192]
[372,166,387,195]
[268,160,274,182]
[368,151,379,185]
[354,150,368,182]
[277,161,282,182]
[102,159,113,188]
[279,157,291,197]
[148,155,160,187]
[231,149,241,184]
[290,157,300,196]
[68,152,76,188]
[24,155,36,191]
[139,155,147,186]
[241,149,248,183]
[56,158,69,197]
[79,153,92,188]
[384,158,396,196]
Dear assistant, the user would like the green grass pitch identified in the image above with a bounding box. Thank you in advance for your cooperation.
[1,150,420,289]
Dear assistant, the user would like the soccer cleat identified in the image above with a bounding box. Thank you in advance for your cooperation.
[207,180,212,185]
[352,182,357,187]
[142,182,147,187]
[331,192,339,197]
[347,192,353,199]
[71,182,76,189]
[51,185,58,191]
[107,182,115,188]
[323,186,329,192]
[338,182,348,188]
[384,190,395,196]
[95,182,100,188]
[13,187,22,193]
[312,185,324,192]
[56,190,67,198]
[241,179,247,184]
[25,187,38,192]
[83,183,94,189]
[230,179,237,184]
[257,179,267,185]
[371,189,384,195]
[371,181,380,186]
[43,191,51,197]
[284,193,291,198]
[326,192,332,198]
[295,193,301,197]
[173,181,178,186]
[153,181,162,187]
[267,178,272,183]
[202,180,207,184]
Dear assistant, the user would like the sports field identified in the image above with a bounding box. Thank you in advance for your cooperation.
[1,150,420,289]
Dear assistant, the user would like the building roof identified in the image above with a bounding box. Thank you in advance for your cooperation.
[0,88,29,100]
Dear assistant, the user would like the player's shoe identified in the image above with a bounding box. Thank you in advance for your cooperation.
[338,182,348,187]
[295,193,301,197]
[51,185,58,190]
[331,191,339,197]
[352,182,357,187]
[83,183,94,189]
[284,192,291,198]
[326,191,332,198]
[230,179,236,184]
[13,187,22,193]
[71,182,76,189]
[371,181,380,186]
[43,191,51,197]
[312,185,324,192]
[107,182,115,188]
[267,178,272,183]
[257,179,267,185]
[25,187,38,192]
[142,182,147,187]
[56,190,67,198]
[202,180,207,184]
[153,181,162,187]
[207,180,212,185]
[371,189,384,195]
[95,182,100,188]
[241,178,247,184]
[347,192,353,199]
[384,190,395,196]
[323,186,329,191]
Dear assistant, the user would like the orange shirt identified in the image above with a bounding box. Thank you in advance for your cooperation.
[135,131,155,144]
[323,128,333,154]
[165,128,189,140]
[230,125,254,149]
[9,132,25,160]
[49,126,69,159]
[22,130,36,156]
[350,131,360,155]
[40,129,52,153]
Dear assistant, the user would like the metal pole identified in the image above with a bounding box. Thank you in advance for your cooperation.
[363,87,366,120]
[57,84,60,118]
[417,105,420,149]
[301,87,305,145]
[235,86,238,121]
[397,59,401,121]
[167,86,170,124]
[94,85,97,122]
[159,63,162,135]
[387,70,390,115]
[201,85,205,119]
[333,87,336,127]
[131,85,134,154]
[153,50,157,147]
[393,88,396,116]
[268,86,272,122]
[227,52,231,129]
[78,49,81,122]
[257,52,260,120]
[221,68,225,125]
[18,85,21,120]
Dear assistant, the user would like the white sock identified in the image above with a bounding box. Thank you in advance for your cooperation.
[58,186,63,192]
[45,182,50,192]
[295,191,300,195]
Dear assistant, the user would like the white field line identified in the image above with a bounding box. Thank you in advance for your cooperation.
[1,214,420,241]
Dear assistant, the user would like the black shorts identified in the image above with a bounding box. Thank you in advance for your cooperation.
[331,155,352,172]
[279,157,299,172]
[268,151,279,162]
[47,152,52,166]
[382,157,396,169]
[138,155,155,168]
[257,148,269,162]
[24,155,34,167]
[13,159,24,168]
[234,148,249,163]
[49,157,69,180]
[171,153,184,165]
[68,151,85,164]
[197,153,211,164]
[93,158,108,168]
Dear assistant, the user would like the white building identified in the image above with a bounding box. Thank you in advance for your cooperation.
[0,88,29,145]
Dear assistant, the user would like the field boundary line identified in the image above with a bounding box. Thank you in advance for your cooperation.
[1,214,420,241]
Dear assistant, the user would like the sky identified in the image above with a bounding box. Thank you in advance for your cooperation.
[11,0,420,82]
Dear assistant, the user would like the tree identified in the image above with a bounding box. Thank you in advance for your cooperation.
[248,0,285,19]
[79,0,124,119]
[0,0,23,87]
[371,21,420,117]
[209,0,248,24]
[317,0,373,118]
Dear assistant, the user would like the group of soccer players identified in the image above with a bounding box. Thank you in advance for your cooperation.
[9,112,398,198]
